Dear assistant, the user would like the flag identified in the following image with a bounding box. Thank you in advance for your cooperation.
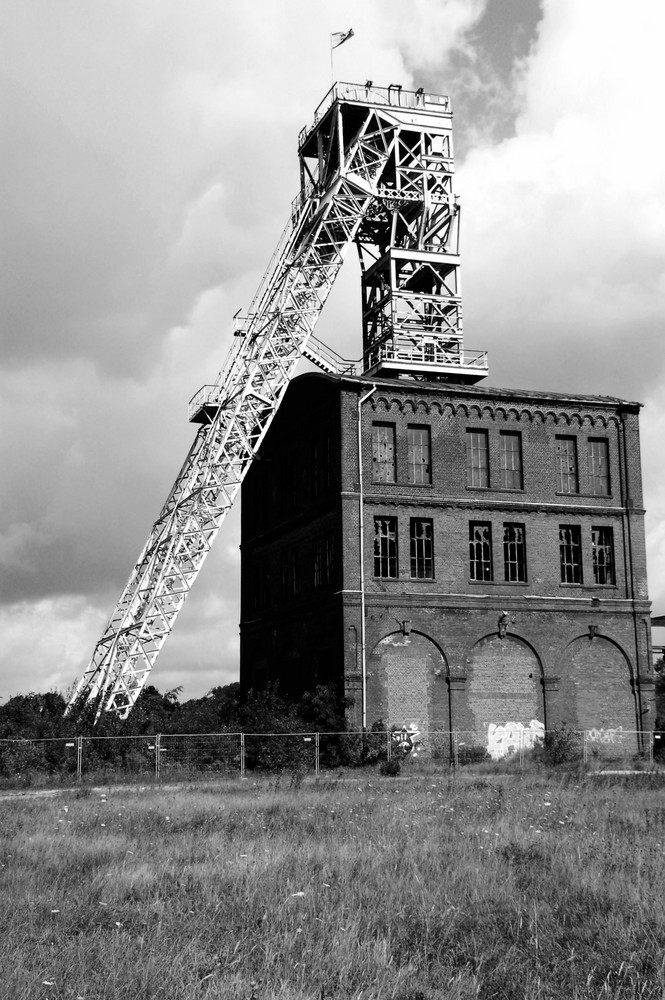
[331,29,354,49]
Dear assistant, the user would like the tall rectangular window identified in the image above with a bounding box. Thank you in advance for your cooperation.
[592,526,615,585]
[410,518,434,578]
[260,561,271,608]
[556,436,578,493]
[588,439,610,496]
[313,532,335,588]
[251,561,271,611]
[469,521,493,581]
[503,523,527,582]
[559,525,583,583]
[374,516,398,578]
[372,424,396,483]
[281,547,300,599]
[500,432,522,490]
[407,425,431,484]
[466,430,489,488]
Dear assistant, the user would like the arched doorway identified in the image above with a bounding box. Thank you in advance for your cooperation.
[367,631,449,732]
[465,634,545,757]
[561,635,637,736]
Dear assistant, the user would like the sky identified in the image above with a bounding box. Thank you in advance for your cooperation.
[2,0,665,704]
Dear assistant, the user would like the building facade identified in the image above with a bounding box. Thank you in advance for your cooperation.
[240,372,654,751]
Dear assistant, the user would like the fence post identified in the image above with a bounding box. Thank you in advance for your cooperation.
[315,732,320,778]
[452,730,459,770]
[649,730,654,765]
[240,733,246,779]
[387,730,392,761]
[155,734,161,780]
[76,736,83,783]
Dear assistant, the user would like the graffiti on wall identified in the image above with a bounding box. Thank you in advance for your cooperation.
[487,719,545,760]
[586,727,625,745]
[391,724,422,758]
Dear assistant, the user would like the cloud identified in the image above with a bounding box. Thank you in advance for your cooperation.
[458,0,665,401]
[1,0,663,705]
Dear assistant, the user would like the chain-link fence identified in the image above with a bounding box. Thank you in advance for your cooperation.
[0,727,654,787]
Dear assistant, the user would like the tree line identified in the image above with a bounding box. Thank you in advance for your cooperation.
[0,682,347,741]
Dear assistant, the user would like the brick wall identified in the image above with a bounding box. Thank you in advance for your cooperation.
[240,373,652,746]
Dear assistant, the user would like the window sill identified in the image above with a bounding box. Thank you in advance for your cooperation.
[371,481,433,488]
[555,492,613,500]
[468,579,528,586]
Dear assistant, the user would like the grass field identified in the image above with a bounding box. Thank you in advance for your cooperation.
[2,769,665,1000]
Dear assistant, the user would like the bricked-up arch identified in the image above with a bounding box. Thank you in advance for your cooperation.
[367,631,449,731]
[559,635,638,735]
[465,635,545,736]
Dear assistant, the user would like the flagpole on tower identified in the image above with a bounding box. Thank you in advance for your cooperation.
[330,28,354,84]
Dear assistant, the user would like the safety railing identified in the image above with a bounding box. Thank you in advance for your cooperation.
[0,729,655,787]
[299,82,451,148]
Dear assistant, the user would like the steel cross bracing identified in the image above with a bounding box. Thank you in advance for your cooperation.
[67,85,423,718]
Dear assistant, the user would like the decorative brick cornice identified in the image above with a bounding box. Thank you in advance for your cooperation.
[369,393,621,429]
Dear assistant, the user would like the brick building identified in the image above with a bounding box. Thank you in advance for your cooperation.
[240,371,654,750]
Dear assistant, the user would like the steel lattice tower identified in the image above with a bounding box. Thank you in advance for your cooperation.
[67,82,487,719]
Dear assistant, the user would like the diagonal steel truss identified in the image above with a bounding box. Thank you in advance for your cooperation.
[67,86,415,718]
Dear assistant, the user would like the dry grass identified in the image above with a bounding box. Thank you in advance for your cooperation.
[2,771,665,999]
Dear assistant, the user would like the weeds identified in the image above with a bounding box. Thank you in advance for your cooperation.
[2,776,665,999]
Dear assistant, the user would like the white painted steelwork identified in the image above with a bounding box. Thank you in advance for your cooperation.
[67,82,486,719]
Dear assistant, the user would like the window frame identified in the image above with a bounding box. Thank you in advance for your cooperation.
[503,522,527,582]
[559,524,583,584]
[313,532,335,589]
[407,425,432,485]
[371,423,397,484]
[466,429,489,489]
[469,521,493,582]
[588,438,610,497]
[499,431,523,491]
[373,516,398,579]
[410,517,434,579]
[556,436,579,494]
[280,546,300,599]
[592,525,616,585]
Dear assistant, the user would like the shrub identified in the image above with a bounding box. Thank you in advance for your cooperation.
[457,744,490,766]
[538,724,582,765]
[380,757,401,776]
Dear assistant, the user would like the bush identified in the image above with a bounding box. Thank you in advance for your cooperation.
[457,744,490,767]
[380,757,401,776]
[538,725,582,765]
